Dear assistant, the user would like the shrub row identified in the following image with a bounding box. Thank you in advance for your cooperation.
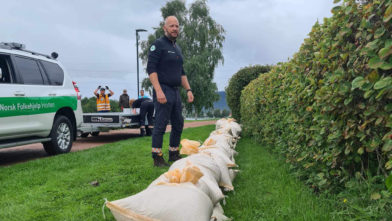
[225,65,271,121]
[241,0,392,192]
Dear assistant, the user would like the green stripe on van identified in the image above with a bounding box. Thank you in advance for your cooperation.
[0,96,77,118]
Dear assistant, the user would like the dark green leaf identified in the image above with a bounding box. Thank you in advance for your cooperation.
[384,5,392,23]
[380,61,392,70]
[351,76,365,90]
[374,77,392,90]
[374,27,386,39]
[368,57,383,69]
[331,6,342,14]
[386,175,392,192]
[382,140,392,152]
[378,45,392,59]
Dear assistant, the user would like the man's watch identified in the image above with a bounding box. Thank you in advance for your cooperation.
[186,89,192,92]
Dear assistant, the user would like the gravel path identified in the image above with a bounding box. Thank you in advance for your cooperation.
[0,120,216,166]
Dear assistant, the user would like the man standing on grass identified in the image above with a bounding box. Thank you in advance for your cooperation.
[147,15,194,167]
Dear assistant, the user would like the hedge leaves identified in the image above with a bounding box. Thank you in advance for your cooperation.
[240,0,392,192]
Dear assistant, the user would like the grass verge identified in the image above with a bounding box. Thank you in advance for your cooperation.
[0,125,214,221]
[223,137,343,221]
[3,126,378,220]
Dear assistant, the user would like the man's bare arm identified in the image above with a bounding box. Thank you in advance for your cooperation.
[94,88,99,96]
[181,75,194,103]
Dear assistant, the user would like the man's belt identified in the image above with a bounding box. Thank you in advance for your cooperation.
[161,84,180,90]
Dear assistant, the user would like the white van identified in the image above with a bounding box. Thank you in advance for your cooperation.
[0,42,83,155]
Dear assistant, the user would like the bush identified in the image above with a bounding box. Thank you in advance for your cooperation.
[225,65,271,121]
[241,0,392,194]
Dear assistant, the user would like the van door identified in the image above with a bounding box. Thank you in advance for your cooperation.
[10,55,55,137]
[0,54,37,139]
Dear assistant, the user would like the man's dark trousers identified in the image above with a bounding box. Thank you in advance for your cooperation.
[139,100,154,126]
[152,84,184,156]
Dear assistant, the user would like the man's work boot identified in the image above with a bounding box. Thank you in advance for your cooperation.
[146,127,153,136]
[168,150,182,162]
[153,154,170,167]
[140,128,146,137]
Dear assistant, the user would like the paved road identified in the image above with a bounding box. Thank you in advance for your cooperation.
[0,120,216,166]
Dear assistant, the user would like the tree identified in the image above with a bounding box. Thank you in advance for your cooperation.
[213,109,221,118]
[140,0,224,116]
[206,110,213,118]
[141,77,153,96]
[221,109,230,117]
[81,97,96,113]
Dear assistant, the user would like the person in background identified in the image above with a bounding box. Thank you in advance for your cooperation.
[119,89,130,111]
[139,89,149,99]
[94,85,114,112]
[129,97,154,136]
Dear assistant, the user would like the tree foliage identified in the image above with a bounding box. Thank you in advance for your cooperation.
[225,65,271,121]
[140,0,224,115]
[221,109,230,117]
[213,109,222,118]
[241,0,392,196]
[141,78,153,96]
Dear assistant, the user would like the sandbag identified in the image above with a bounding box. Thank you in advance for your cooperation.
[229,169,240,182]
[215,118,242,139]
[180,139,201,155]
[161,163,203,184]
[202,143,237,161]
[208,134,236,149]
[150,172,224,205]
[228,122,242,138]
[210,203,231,221]
[169,156,221,183]
[201,148,237,167]
[169,154,234,190]
[107,183,213,221]
[203,137,217,146]
[216,118,236,130]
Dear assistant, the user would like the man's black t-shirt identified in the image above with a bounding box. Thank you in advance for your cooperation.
[146,35,185,87]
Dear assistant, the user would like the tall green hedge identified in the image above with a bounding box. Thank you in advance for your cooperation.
[241,0,392,191]
[225,65,271,121]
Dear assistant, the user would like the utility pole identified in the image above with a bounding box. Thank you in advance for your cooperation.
[136,29,147,98]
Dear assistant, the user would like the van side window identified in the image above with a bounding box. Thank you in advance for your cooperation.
[0,55,12,83]
[14,56,44,85]
[40,61,64,86]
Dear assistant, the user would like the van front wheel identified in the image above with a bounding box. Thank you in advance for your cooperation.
[43,115,73,155]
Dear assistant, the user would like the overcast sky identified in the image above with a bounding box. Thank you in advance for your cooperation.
[0,0,335,99]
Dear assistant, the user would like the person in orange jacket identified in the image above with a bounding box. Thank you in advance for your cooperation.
[94,85,114,112]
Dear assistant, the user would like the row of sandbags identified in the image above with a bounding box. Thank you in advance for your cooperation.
[106,118,242,221]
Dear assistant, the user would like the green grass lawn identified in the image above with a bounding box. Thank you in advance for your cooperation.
[0,126,213,221]
[1,125,345,220]
[223,137,344,220]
